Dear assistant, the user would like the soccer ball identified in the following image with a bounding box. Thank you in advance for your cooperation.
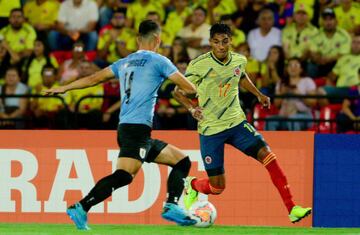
[189,200,217,228]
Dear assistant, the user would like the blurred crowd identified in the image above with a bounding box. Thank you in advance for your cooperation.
[0,0,359,132]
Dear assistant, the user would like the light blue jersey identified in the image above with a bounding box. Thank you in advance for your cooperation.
[110,50,177,127]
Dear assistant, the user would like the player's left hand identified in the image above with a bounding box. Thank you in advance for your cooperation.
[189,106,203,121]
[257,94,271,109]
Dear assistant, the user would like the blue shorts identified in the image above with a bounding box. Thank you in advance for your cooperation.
[199,121,267,176]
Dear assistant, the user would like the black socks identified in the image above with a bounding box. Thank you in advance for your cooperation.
[166,157,191,204]
[79,169,133,212]
[78,157,191,212]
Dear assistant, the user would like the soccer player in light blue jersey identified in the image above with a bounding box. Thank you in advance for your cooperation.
[46,20,197,230]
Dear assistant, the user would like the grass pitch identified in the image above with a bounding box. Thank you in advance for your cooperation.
[1,224,360,235]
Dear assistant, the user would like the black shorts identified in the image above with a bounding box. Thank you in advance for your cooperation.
[117,123,168,163]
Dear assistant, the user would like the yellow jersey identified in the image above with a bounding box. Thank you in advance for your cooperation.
[97,28,137,63]
[310,27,351,58]
[24,0,59,27]
[0,23,36,53]
[185,51,247,135]
[334,4,360,32]
[333,54,360,87]
[282,23,318,58]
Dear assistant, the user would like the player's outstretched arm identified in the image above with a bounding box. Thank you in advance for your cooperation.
[169,71,203,121]
[168,71,197,95]
[240,72,271,108]
[173,86,203,121]
[44,67,114,95]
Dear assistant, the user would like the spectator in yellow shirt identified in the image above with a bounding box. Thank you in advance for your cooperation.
[327,33,360,88]
[163,0,192,39]
[96,9,136,67]
[334,0,360,34]
[31,64,64,128]
[64,60,104,129]
[151,0,170,8]
[309,8,351,77]
[0,8,36,63]
[126,0,164,29]
[23,39,58,90]
[207,0,237,24]
[24,0,59,42]
[282,3,318,60]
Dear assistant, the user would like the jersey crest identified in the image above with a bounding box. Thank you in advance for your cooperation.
[233,66,241,77]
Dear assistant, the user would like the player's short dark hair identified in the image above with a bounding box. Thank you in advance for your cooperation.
[210,23,232,38]
[138,20,160,38]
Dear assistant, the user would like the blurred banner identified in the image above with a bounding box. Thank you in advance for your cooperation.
[0,131,313,227]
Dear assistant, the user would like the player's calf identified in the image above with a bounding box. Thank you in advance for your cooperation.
[184,177,225,209]
[209,183,225,195]
[190,177,225,195]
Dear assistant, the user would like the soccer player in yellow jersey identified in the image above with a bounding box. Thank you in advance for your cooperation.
[174,23,312,223]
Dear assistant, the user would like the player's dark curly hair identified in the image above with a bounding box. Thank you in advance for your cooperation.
[210,23,232,39]
[138,20,160,38]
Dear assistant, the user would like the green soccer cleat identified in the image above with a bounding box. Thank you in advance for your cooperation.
[289,205,312,223]
[183,176,198,210]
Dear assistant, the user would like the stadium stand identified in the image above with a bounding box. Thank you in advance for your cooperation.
[0,0,358,132]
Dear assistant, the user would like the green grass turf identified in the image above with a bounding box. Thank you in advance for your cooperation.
[1,224,360,235]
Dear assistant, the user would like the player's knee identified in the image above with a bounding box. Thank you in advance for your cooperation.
[208,173,225,194]
[173,156,191,173]
[256,146,273,164]
[209,183,225,195]
[113,169,133,188]
[258,149,277,166]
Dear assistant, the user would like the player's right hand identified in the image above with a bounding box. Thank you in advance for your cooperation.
[257,93,271,109]
[43,86,67,95]
[189,106,203,121]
